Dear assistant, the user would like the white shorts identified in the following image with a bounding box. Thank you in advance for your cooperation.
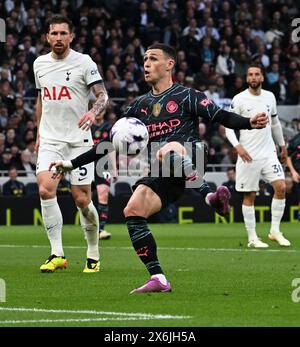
[37,142,94,185]
[236,155,285,192]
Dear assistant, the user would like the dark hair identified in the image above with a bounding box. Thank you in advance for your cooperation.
[227,167,235,172]
[46,14,73,33]
[147,43,177,63]
[247,63,264,75]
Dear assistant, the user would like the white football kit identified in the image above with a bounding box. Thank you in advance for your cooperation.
[34,49,102,184]
[226,89,285,192]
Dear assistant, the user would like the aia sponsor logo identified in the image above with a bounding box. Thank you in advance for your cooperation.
[166,100,178,113]
[43,86,71,100]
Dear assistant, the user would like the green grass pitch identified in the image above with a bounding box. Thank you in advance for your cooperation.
[0,222,299,327]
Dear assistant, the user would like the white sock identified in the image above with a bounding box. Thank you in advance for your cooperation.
[242,205,257,241]
[271,198,285,234]
[152,274,167,285]
[41,197,64,256]
[78,201,99,261]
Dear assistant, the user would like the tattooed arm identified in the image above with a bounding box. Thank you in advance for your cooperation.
[78,83,109,131]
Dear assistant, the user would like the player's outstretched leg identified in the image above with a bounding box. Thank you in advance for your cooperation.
[205,186,231,217]
[124,185,172,294]
[126,216,171,294]
[163,148,231,216]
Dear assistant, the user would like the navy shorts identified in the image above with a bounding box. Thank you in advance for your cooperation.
[132,176,185,209]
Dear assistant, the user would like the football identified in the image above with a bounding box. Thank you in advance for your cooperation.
[110,117,149,155]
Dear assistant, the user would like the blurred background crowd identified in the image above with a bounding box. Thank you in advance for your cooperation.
[0,0,299,196]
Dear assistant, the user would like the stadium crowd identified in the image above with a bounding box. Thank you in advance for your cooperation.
[0,0,299,184]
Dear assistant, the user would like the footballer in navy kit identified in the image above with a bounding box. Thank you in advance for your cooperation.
[50,43,268,294]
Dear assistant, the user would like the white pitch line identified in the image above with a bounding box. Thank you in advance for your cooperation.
[0,307,191,320]
[0,317,153,324]
[0,317,168,324]
[0,244,297,253]
[0,244,84,249]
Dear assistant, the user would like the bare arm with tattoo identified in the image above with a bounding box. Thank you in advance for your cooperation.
[78,83,109,131]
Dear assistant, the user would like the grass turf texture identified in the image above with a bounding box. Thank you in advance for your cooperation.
[0,223,299,327]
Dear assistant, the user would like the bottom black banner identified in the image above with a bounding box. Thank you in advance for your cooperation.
[0,327,299,345]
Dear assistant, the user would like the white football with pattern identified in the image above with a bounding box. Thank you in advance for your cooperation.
[111,117,149,155]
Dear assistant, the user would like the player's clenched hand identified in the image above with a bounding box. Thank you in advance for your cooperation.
[280,146,288,165]
[250,112,268,129]
[78,111,95,131]
[48,160,73,180]
[236,144,252,162]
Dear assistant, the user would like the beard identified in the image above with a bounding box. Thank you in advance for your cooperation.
[249,81,262,90]
[52,43,68,56]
